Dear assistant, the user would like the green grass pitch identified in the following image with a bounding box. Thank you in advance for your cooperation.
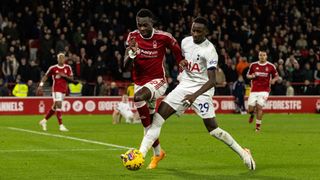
[0,114,319,179]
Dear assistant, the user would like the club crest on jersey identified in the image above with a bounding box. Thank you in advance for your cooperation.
[196,54,200,61]
[64,69,67,73]
[265,67,269,71]
[153,40,157,48]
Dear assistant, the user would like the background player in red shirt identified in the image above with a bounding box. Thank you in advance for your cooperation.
[38,53,74,132]
[124,9,183,169]
[246,49,279,131]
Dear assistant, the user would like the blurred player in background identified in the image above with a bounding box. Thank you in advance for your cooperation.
[138,17,256,170]
[38,53,74,132]
[124,9,184,169]
[112,94,140,124]
[246,49,279,131]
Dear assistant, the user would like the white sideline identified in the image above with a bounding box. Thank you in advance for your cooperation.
[0,148,119,153]
[7,127,133,150]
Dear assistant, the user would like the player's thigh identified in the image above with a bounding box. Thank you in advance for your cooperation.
[248,92,258,107]
[162,85,188,116]
[134,78,168,100]
[257,92,269,107]
[192,94,215,119]
[52,92,65,105]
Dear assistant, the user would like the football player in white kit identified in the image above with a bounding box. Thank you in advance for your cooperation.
[137,17,256,170]
[113,95,140,124]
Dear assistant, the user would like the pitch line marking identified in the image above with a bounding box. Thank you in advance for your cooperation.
[0,148,120,153]
[7,127,133,150]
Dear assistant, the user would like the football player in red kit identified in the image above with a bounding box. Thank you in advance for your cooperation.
[38,53,74,132]
[246,49,279,131]
[124,9,183,169]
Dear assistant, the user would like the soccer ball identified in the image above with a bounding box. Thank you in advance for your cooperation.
[121,149,144,170]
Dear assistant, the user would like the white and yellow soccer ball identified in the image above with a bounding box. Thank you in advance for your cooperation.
[121,149,144,170]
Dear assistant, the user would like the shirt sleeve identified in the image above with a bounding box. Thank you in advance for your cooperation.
[45,66,53,77]
[271,64,278,78]
[166,33,183,64]
[205,46,218,69]
[247,64,254,76]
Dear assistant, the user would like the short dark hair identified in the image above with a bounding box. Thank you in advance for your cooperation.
[259,46,268,52]
[136,9,154,19]
[193,16,208,28]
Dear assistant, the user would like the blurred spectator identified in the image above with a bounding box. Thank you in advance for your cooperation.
[126,83,134,97]
[94,76,108,96]
[301,63,314,81]
[314,62,320,84]
[27,80,37,96]
[2,55,19,83]
[215,66,228,95]
[12,76,28,97]
[236,55,249,76]
[0,78,10,96]
[300,80,316,95]
[272,77,287,95]
[286,81,295,96]
[68,82,83,96]
[232,75,246,114]
[110,81,119,96]
[29,61,41,83]
[81,59,96,96]
[16,57,30,83]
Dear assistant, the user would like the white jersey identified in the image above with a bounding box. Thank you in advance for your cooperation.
[180,36,218,85]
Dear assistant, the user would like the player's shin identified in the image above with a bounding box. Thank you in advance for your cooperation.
[139,113,165,157]
[45,108,56,120]
[209,127,246,159]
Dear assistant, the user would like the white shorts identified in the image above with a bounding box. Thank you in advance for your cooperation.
[248,92,269,107]
[52,92,65,102]
[163,83,215,119]
[135,78,168,113]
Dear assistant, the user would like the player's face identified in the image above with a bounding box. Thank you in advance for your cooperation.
[122,95,129,103]
[191,22,207,44]
[57,54,65,65]
[258,51,267,63]
[136,17,153,38]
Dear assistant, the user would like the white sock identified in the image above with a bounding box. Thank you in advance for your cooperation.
[139,113,165,157]
[153,144,161,156]
[210,127,246,159]
[144,126,161,156]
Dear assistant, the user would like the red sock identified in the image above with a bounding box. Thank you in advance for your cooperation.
[137,103,151,127]
[56,110,63,125]
[45,109,55,120]
[256,119,262,130]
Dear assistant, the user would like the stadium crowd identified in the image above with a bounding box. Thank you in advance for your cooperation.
[0,0,319,97]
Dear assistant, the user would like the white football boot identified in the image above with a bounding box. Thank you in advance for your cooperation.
[39,119,47,131]
[59,124,69,132]
[243,148,256,170]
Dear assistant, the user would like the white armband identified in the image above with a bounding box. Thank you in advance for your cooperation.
[39,82,44,87]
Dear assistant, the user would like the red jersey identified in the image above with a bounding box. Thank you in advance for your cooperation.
[126,29,183,85]
[46,64,73,93]
[247,61,278,92]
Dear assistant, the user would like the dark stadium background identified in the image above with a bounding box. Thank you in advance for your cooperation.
[0,0,319,97]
